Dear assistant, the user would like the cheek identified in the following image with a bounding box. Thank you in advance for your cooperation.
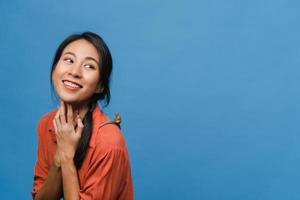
[88,75,101,92]
[51,67,62,88]
[52,62,65,78]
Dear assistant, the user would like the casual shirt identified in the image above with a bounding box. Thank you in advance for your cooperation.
[32,105,134,200]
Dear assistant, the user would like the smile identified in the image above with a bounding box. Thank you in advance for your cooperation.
[62,80,83,90]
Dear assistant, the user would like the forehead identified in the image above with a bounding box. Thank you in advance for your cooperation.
[62,39,99,62]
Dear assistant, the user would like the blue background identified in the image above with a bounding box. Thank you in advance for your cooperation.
[1,0,300,199]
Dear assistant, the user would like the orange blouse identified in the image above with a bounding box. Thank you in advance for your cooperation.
[31,105,134,200]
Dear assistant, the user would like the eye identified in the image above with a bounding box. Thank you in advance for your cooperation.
[64,58,74,64]
[84,64,95,70]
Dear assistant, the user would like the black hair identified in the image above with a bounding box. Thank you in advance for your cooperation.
[50,32,113,169]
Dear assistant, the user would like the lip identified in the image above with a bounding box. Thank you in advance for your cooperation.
[62,80,83,87]
[62,80,83,91]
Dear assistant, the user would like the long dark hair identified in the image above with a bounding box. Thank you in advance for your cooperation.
[50,32,113,169]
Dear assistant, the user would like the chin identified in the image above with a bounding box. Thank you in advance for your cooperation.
[57,94,91,107]
[57,93,78,103]
[55,87,93,105]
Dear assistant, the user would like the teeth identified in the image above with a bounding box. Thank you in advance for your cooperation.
[64,81,80,88]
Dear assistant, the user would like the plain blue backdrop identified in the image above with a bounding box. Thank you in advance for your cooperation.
[1,0,300,199]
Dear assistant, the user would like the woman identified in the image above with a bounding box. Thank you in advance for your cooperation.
[31,32,134,200]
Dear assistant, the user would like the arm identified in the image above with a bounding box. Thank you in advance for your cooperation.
[48,102,133,199]
[35,102,82,200]
[60,156,80,200]
[34,157,63,200]
[32,115,63,200]
[52,102,84,200]
[53,147,130,200]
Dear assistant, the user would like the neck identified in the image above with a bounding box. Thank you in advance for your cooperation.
[71,102,91,120]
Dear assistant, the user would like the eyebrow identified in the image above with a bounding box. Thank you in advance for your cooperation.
[85,57,99,65]
[63,52,99,65]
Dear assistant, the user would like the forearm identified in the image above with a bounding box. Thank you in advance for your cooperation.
[61,158,80,200]
[35,162,63,200]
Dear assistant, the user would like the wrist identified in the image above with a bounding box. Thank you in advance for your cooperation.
[54,151,61,168]
[55,149,75,166]
[57,147,75,158]
[59,154,75,165]
[53,159,61,168]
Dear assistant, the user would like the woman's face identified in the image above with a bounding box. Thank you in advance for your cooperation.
[52,39,101,106]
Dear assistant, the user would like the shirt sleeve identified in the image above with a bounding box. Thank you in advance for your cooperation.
[79,146,132,200]
[31,117,49,199]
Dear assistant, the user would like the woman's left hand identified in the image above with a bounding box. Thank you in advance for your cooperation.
[53,101,84,161]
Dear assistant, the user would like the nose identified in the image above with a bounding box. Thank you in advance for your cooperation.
[68,63,82,78]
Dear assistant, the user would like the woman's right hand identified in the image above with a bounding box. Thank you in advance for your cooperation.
[52,101,84,165]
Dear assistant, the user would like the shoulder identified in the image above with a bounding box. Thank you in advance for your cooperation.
[38,109,57,123]
[36,109,57,136]
[92,121,127,151]
[89,123,131,167]
[90,106,128,150]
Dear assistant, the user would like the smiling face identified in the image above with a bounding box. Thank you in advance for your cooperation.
[52,39,102,106]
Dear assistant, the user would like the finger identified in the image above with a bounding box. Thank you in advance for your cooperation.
[75,117,84,136]
[59,101,66,124]
[55,105,60,118]
[53,119,58,134]
[66,104,73,124]
[54,107,61,125]
[54,108,62,132]
[54,116,62,133]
